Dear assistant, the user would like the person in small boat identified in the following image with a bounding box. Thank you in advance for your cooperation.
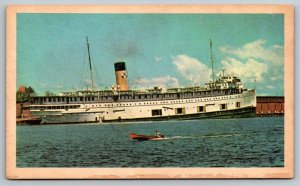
[154,130,163,138]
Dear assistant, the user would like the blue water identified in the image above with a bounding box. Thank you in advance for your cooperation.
[16,117,284,167]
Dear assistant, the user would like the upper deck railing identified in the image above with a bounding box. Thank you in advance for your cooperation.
[30,88,249,105]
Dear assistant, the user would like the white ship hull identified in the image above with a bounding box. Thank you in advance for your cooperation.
[31,89,256,124]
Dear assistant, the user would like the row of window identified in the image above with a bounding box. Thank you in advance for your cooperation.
[32,94,243,106]
[152,102,241,116]
[31,105,80,110]
[220,102,241,110]
[151,108,187,116]
[32,91,244,104]
[151,106,206,116]
[83,98,238,108]
[45,96,112,102]
[31,102,241,113]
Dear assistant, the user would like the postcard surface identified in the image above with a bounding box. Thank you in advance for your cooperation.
[6,5,294,179]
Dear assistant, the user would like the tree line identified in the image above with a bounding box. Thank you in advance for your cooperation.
[16,86,35,102]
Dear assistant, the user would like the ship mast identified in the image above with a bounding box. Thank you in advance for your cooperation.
[209,39,215,87]
[86,36,95,91]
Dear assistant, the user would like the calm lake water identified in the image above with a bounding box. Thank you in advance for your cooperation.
[17,117,284,167]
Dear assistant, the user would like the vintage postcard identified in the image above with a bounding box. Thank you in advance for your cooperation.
[6,5,294,179]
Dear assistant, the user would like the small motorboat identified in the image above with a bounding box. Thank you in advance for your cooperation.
[129,133,165,141]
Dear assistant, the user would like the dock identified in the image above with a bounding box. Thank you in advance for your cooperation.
[16,101,41,125]
[16,116,42,125]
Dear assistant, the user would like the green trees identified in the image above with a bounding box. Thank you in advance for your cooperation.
[16,85,35,102]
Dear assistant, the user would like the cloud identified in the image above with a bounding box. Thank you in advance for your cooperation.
[220,39,283,67]
[154,56,163,63]
[266,85,275,90]
[172,55,211,85]
[133,75,179,89]
[85,79,93,85]
[221,57,268,82]
[52,84,64,89]
[38,82,47,88]
[220,39,284,96]
[270,76,277,81]
[131,39,283,95]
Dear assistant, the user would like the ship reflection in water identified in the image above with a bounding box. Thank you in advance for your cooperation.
[17,117,283,167]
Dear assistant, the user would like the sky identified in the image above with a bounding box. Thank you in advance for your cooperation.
[17,13,284,96]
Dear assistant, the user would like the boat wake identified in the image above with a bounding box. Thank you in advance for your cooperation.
[160,133,242,141]
[162,136,197,140]
[200,133,242,138]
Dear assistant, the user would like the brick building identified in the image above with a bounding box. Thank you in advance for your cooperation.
[256,96,284,116]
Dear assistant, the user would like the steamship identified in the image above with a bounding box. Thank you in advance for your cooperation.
[29,38,256,124]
